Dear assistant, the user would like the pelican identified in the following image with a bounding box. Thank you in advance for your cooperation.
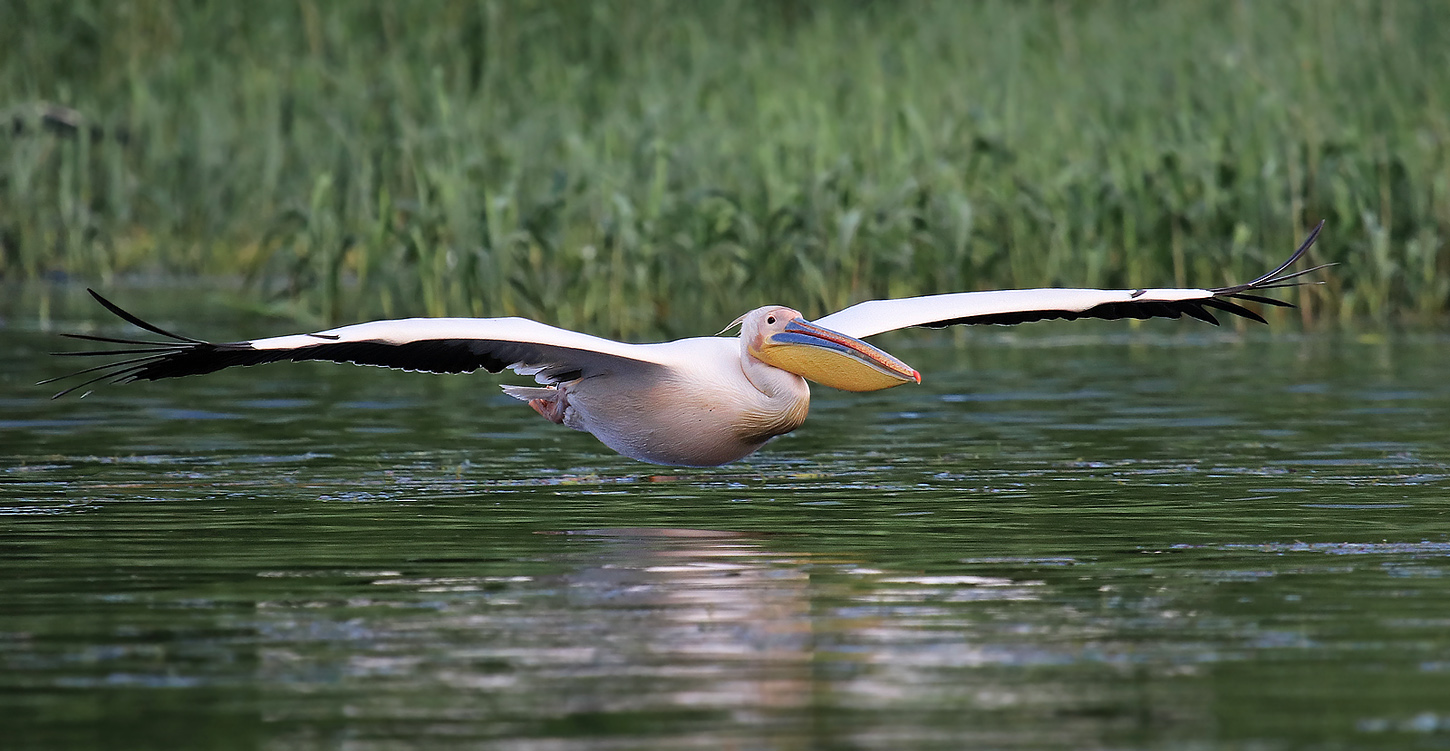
[47,222,1326,466]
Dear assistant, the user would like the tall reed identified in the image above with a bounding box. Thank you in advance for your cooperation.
[2,0,1446,334]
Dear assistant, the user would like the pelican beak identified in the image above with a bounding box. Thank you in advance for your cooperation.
[756,319,921,392]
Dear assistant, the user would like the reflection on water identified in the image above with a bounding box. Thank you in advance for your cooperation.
[2,286,1450,749]
[259,529,826,735]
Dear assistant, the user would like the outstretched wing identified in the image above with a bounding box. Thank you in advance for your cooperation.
[45,291,666,398]
[814,221,1328,339]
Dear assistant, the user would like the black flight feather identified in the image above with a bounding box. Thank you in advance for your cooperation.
[912,220,1327,328]
[44,292,642,399]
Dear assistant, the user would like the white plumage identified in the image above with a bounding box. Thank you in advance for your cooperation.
[49,222,1326,466]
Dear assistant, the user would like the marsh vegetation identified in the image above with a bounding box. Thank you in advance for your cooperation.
[3,0,1445,333]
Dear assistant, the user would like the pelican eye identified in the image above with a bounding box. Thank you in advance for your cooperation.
[766,316,776,324]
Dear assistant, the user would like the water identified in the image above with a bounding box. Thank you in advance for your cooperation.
[3,286,1449,749]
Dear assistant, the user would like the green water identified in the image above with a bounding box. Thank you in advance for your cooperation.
[3,287,1449,750]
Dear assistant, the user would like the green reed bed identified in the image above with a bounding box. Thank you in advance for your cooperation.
[2,0,1446,334]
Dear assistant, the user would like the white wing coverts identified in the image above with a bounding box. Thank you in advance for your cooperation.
[45,297,667,398]
[815,221,1326,338]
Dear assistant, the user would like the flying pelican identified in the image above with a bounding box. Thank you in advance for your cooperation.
[47,222,1326,466]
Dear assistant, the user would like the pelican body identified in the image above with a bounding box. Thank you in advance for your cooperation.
[47,223,1326,466]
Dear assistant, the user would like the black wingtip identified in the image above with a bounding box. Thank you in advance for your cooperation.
[1215,220,1328,295]
[1202,297,1269,325]
[46,291,219,398]
[1181,303,1221,326]
[84,289,208,344]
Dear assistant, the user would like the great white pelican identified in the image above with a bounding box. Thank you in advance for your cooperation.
[47,222,1326,466]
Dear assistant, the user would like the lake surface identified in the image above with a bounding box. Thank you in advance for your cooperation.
[3,285,1449,750]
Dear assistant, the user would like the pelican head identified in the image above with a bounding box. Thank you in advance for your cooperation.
[734,306,920,392]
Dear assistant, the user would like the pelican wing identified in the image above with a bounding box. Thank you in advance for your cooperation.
[45,290,666,398]
[815,221,1327,339]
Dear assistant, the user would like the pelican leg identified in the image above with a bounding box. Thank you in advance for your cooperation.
[501,382,579,426]
[527,394,567,424]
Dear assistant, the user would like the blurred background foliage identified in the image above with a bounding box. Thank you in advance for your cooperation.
[1,0,1446,336]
